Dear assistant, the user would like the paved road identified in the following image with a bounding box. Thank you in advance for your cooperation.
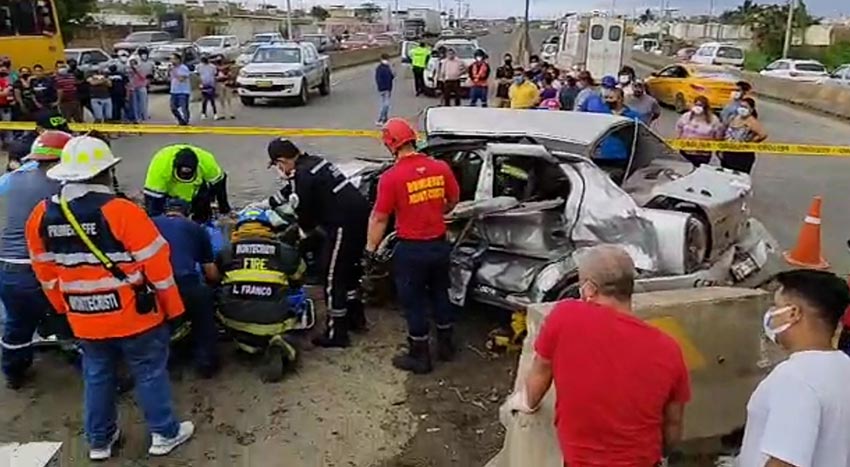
[110,30,850,274]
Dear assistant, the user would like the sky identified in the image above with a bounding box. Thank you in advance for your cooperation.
[243,0,850,19]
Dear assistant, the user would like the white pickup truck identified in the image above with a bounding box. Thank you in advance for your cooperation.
[236,42,331,106]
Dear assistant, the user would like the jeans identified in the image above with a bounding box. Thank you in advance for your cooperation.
[0,107,11,146]
[170,93,190,126]
[0,263,54,378]
[201,86,217,116]
[393,239,454,338]
[90,98,112,123]
[80,324,179,449]
[176,278,218,369]
[132,87,149,121]
[111,96,125,122]
[377,90,391,123]
[468,86,488,107]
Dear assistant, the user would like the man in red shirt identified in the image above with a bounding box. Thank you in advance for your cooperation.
[366,118,460,374]
[53,60,82,122]
[508,245,691,466]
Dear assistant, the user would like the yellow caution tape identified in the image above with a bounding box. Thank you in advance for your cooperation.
[2,121,850,157]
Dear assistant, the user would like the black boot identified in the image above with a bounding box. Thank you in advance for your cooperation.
[436,327,456,362]
[392,337,432,374]
[347,298,368,334]
[312,313,351,348]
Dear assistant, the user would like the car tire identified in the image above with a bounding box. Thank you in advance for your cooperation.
[297,79,309,106]
[319,71,331,96]
[543,275,581,302]
[674,93,688,113]
[240,96,255,106]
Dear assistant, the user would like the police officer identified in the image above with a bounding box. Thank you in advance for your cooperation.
[366,118,460,374]
[266,139,370,348]
[409,41,431,97]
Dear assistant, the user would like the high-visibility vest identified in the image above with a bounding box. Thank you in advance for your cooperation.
[218,234,305,335]
[143,145,224,203]
[410,46,431,68]
[26,191,185,340]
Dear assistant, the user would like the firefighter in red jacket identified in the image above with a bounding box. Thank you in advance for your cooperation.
[25,136,194,461]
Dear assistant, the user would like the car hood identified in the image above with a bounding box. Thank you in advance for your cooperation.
[241,63,302,73]
[198,46,224,54]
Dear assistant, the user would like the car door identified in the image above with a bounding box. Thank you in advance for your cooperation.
[763,60,789,78]
[303,45,321,85]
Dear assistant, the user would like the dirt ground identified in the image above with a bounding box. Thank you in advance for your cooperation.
[0,287,517,467]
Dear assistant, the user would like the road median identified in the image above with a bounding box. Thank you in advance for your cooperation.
[328,45,400,71]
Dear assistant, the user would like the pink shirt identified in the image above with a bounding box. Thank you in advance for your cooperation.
[675,111,723,140]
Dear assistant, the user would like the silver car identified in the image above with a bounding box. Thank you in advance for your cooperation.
[349,108,781,310]
[822,64,850,87]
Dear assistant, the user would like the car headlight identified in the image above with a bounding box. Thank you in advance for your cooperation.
[684,215,709,273]
[238,69,247,77]
[283,69,303,78]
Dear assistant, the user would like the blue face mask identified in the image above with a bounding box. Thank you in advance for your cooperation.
[513,76,524,85]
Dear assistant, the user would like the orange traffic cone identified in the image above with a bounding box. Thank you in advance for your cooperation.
[783,196,830,270]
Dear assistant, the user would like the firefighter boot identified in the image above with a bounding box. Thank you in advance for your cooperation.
[347,296,368,334]
[312,311,351,348]
[392,337,432,374]
[436,326,456,362]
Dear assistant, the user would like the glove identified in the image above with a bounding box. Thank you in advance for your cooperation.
[506,389,538,414]
[362,249,381,273]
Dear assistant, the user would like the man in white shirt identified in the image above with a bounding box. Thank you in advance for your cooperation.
[738,269,850,467]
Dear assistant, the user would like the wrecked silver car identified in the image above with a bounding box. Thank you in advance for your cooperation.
[350,107,781,310]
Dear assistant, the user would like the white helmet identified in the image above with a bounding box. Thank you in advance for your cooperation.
[47,136,122,182]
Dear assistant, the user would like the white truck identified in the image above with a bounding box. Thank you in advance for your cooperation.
[555,14,625,79]
[236,42,331,106]
[406,8,442,38]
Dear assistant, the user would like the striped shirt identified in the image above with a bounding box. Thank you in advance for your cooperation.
[54,73,78,102]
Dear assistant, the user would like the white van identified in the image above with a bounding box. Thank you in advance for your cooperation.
[690,42,745,67]
[556,14,626,78]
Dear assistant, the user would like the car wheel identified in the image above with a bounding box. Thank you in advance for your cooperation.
[543,275,581,302]
[297,80,310,106]
[319,71,331,96]
[674,93,688,113]
[240,96,255,106]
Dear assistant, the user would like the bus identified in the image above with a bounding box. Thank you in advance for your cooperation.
[0,0,65,69]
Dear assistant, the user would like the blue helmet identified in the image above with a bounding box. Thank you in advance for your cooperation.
[600,75,617,89]
[164,197,191,215]
[236,208,272,229]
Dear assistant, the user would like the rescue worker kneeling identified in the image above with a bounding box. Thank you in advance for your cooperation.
[24,136,194,461]
[215,209,307,381]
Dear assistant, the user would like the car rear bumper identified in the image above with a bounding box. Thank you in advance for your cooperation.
[237,78,302,97]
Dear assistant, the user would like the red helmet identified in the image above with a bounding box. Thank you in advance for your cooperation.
[381,118,417,153]
[25,130,73,161]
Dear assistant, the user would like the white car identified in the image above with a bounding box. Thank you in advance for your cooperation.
[195,35,241,61]
[236,43,331,106]
[252,32,285,44]
[821,64,850,87]
[423,38,483,95]
[690,42,745,67]
[759,59,828,82]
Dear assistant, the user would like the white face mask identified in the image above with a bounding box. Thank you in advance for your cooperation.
[691,105,705,115]
[618,74,630,84]
[763,306,795,344]
[737,106,752,118]
[475,57,482,62]
[731,90,743,100]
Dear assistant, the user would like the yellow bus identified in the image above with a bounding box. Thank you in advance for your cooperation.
[0,0,65,70]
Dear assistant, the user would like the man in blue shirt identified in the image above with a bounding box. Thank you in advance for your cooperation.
[153,198,220,378]
[374,53,394,125]
[169,53,192,126]
[595,88,641,162]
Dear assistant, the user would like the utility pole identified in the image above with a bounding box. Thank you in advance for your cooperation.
[285,0,293,39]
[522,0,530,65]
[782,0,796,58]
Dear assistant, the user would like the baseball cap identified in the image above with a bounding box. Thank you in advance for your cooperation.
[267,138,301,166]
[600,75,617,89]
[36,110,69,132]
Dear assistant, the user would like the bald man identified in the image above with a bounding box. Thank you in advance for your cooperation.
[507,245,691,466]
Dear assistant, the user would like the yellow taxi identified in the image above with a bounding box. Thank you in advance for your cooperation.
[644,64,739,113]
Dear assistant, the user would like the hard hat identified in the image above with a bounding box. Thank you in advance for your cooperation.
[47,136,121,182]
[35,110,70,132]
[381,118,417,153]
[24,130,73,161]
[236,207,273,229]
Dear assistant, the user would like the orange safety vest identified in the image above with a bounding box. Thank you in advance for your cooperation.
[25,190,185,340]
[470,61,490,87]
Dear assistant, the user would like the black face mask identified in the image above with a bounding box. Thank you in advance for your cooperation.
[21,74,31,80]
[0,73,7,78]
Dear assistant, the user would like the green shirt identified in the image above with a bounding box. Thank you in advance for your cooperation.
[143,145,224,202]
[410,46,431,68]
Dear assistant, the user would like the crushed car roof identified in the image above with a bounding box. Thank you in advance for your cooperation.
[424,107,633,146]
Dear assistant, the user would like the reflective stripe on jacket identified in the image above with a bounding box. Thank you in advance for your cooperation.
[25,186,184,340]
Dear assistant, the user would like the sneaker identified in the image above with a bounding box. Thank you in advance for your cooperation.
[214,114,223,121]
[229,115,236,119]
[89,428,121,461]
[148,421,195,456]
[200,114,207,120]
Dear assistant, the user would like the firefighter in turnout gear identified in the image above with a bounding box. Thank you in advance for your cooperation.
[265,138,370,348]
[24,136,195,461]
[215,208,307,380]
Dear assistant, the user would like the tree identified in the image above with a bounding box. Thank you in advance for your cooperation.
[719,0,758,24]
[310,5,330,22]
[55,0,96,43]
[745,1,819,57]
[638,8,656,23]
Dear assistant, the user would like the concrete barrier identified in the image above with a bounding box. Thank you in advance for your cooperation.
[486,287,779,467]
[327,45,400,71]
[630,51,850,120]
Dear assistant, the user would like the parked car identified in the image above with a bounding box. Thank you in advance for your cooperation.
[759,59,828,82]
[64,48,115,75]
[423,38,482,95]
[675,47,697,62]
[195,35,241,61]
[113,30,172,54]
[374,33,398,46]
[252,32,286,44]
[821,64,850,87]
[300,33,339,53]
[689,42,745,67]
[540,43,558,64]
[341,33,375,50]
[144,43,201,86]
[344,107,780,310]
[236,42,264,67]
[645,64,738,112]
[236,42,331,106]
